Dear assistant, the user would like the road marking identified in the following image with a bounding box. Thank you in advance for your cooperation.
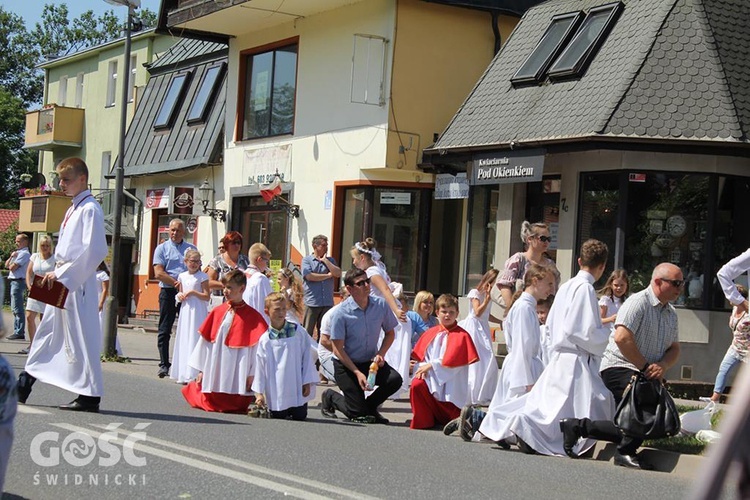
[56,423,378,500]
[16,405,51,415]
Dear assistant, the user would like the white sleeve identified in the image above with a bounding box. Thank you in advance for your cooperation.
[717,248,750,306]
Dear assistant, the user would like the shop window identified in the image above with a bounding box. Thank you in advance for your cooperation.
[239,41,298,141]
[154,72,191,129]
[187,63,226,124]
[511,11,583,86]
[526,176,561,262]
[578,172,750,310]
[465,186,498,290]
[336,185,430,293]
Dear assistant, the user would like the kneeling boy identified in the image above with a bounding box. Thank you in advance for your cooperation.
[182,270,268,413]
[410,294,479,429]
[252,293,318,420]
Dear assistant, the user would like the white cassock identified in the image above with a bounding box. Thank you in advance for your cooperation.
[477,293,545,440]
[251,323,319,411]
[189,308,255,395]
[539,323,552,366]
[242,268,272,323]
[458,289,499,405]
[25,190,108,397]
[378,313,413,399]
[420,331,471,408]
[479,270,615,456]
[170,270,209,383]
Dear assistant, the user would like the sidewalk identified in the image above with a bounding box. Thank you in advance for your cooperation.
[0,312,711,477]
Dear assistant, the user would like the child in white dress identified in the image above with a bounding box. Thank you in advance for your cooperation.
[170,250,210,383]
[458,268,500,405]
[598,269,629,332]
[382,294,413,399]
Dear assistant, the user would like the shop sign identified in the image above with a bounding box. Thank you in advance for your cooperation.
[145,188,169,209]
[170,187,195,215]
[471,149,545,185]
[434,173,469,200]
[380,192,411,205]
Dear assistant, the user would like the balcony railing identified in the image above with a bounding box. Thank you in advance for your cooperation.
[24,104,85,150]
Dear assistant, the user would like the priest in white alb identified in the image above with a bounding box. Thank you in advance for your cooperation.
[476,240,614,455]
[17,157,108,412]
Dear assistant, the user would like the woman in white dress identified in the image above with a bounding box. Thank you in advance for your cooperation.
[459,268,501,405]
[22,235,55,355]
[170,250,210,383]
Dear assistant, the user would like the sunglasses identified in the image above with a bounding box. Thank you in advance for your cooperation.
[351,278,371,288]
[661,278,684,288]
[536,235,552,243]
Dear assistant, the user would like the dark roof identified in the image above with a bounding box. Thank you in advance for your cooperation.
[421,0,546,16]
[121,38,228,177]
[429,0,750,153]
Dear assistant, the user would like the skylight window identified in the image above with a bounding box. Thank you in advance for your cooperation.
[510,11,583,86]
[154,72,190,129]
[187,63,226,124]
[548,2,623,80]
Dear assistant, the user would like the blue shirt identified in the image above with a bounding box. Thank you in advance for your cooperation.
[302,254,336,307]
[8,247,30,279]
[153,239,197,288]
[329,296,398,363]
[407,311,438,346]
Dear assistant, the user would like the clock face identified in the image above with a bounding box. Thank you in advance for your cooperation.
[666,215,687,237]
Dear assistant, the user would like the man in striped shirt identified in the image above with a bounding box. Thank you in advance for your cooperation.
[560,262,682,470]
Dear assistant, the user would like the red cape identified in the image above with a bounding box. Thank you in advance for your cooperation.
[411,323,479,367]
[198,302,268,348]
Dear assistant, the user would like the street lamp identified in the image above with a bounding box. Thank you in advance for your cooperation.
[102,0,140,357]
[198,179,227,222]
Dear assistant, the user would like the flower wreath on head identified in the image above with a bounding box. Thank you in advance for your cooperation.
[355,242,387,273]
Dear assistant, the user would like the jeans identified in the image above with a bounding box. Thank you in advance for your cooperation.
[158,288,179,369]
[713,347,744,394]
[9,280,25,337]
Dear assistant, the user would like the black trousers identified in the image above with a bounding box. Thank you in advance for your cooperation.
[270,403,308,421]
[158,288,179,369]
[18,371,101,405]
[581,367,643,456]
[331,359,402,419]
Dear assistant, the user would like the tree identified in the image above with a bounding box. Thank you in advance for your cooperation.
[0,3,157,209]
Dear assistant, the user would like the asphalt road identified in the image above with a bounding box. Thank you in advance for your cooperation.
[0,326,698,500]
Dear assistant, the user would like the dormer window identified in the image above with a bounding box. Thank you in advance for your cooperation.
[154,72,191,129]
[511,11,583,86]
[511,2,623,86]
[187,62,226,124]
[548,2,623,80]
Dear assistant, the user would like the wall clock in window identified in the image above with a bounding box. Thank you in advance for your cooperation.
[666,215,687,237]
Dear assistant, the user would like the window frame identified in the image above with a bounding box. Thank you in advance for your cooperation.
[106,60,117,108]
[187,62,226,125]
[236,37,299,142]
[128,54,137,103]
[510,11,584,87]
[153,72,191,130]
[547,1,624,81]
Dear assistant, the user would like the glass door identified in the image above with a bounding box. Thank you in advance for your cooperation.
[233,196,288,263]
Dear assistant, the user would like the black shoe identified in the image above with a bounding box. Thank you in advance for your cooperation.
[371,411,389,425]
[614,451,653,470]
[459,405,476,442]
[17,372,34,404]
[320,389,337,419]
[157,366,169,378]
[443,417,461,435]
[59,400,99,413]
[495,439,511,450]
[516,436,537,455]
[559,418,583,458]
[7,333,25,340]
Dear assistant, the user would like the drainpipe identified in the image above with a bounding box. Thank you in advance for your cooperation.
[491,11,502,55]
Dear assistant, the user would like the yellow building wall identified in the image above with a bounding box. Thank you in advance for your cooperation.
[386,0,518,171]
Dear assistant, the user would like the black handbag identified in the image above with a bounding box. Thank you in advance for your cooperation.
[613,372,681,440]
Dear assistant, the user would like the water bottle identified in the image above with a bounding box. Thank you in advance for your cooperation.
[366,361,378,389]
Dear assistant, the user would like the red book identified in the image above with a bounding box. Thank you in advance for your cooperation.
[29,274,69,309]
